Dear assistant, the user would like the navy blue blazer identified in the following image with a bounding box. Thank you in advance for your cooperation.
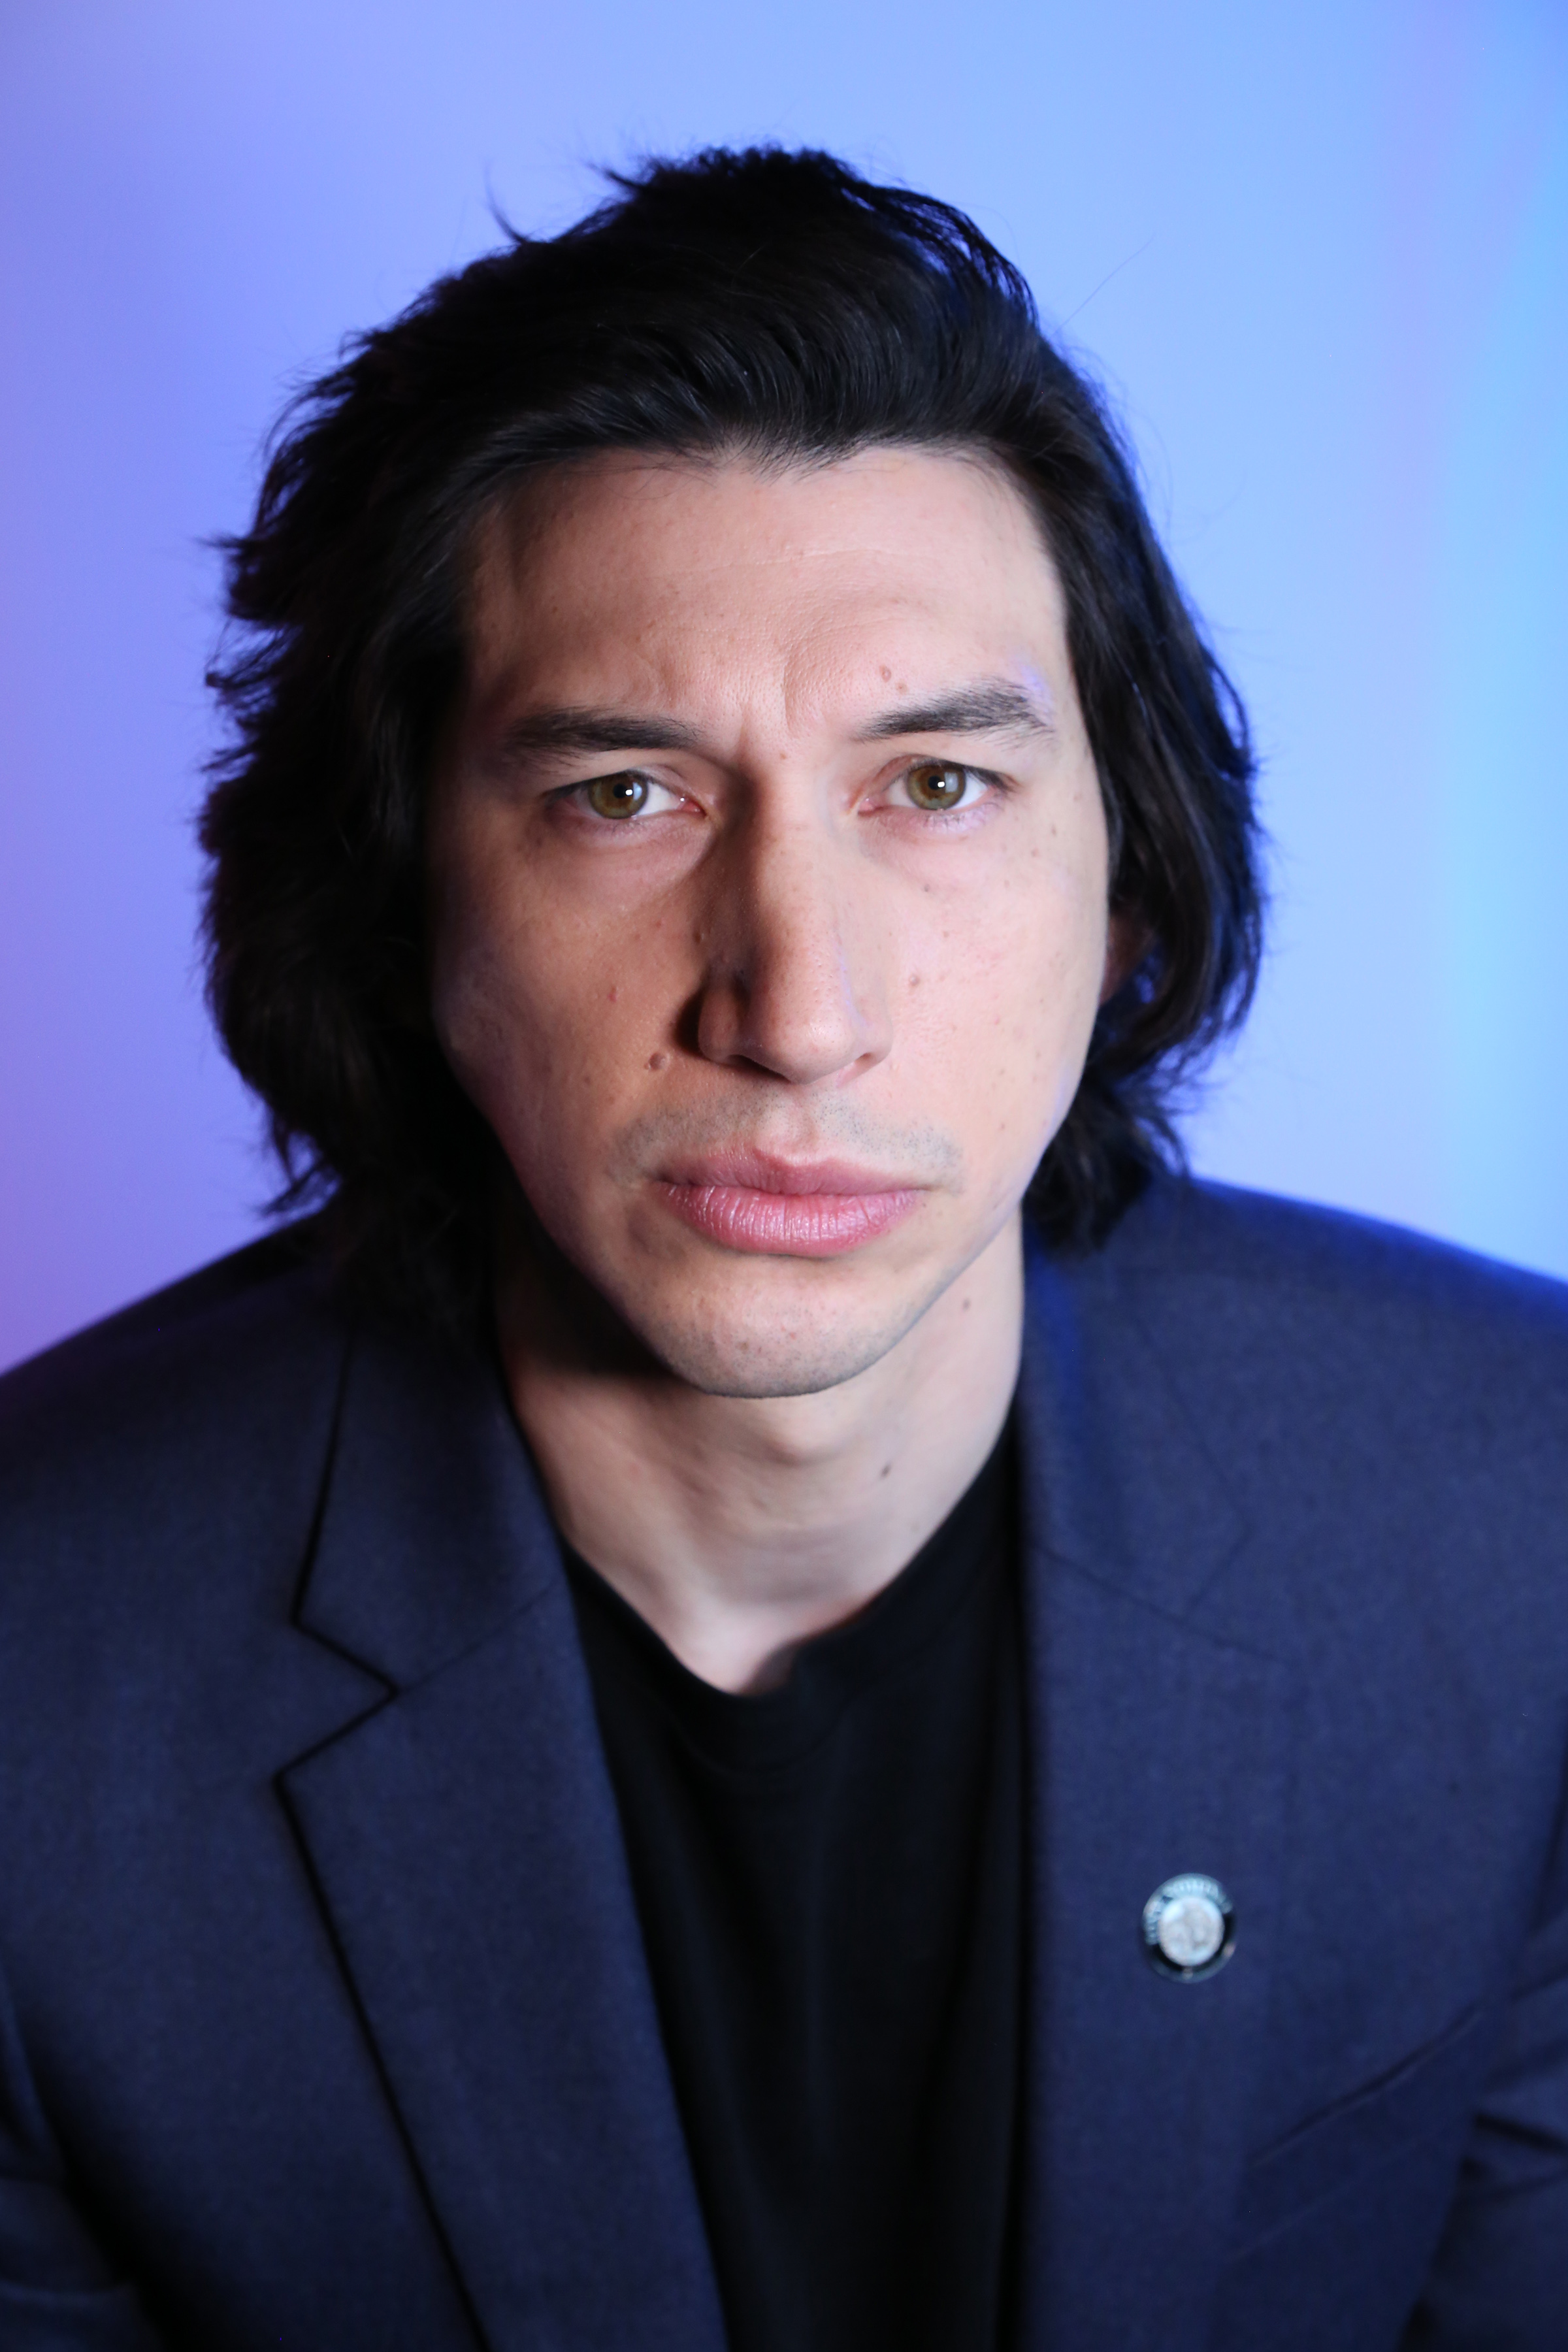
[1,1176,1565,2351]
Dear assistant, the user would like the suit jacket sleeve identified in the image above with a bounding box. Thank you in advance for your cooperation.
[0,1953,167,2351]
[1405,1763,1568,2347]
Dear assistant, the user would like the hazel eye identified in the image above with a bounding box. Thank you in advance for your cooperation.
[904,760,975,812]
[583,772,651,819]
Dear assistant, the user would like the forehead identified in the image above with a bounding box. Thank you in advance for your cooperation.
[460,446,1070,728]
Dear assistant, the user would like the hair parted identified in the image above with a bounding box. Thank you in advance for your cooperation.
[201,144,1264,1333]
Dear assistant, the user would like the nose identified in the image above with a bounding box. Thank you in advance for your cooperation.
[693,803,892,1086]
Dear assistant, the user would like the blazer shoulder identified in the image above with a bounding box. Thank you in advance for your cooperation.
[1041,1177,1568,1531]
[0,1222,350,1580]
[3,1219,324,1382]
[1092,1173,1568,1341]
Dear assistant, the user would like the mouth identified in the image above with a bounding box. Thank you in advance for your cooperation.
[650,1153,924,1258]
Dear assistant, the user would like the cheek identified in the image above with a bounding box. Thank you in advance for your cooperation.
[909,846,1105,1042]
[428,850,581,1133]
[427,846,679,1169]
[899,847,1106,1156]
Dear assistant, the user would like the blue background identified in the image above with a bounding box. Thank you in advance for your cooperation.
[2,0,1565,1369]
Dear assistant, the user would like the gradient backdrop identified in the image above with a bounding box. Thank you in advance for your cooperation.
[2,0,1565,1370]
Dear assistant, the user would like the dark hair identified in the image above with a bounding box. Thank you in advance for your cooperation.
[201,145,1262,1333]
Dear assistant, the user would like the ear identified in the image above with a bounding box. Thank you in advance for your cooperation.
[1100,909,1147,1006]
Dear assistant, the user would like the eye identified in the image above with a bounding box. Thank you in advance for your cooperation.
[576,771,688,821]
[894,759,988,813]
[583,771,653,819]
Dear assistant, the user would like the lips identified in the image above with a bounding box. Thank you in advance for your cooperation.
[651,1155,923,1258]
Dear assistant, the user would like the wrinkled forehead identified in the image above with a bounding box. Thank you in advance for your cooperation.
[456,445,1072,742]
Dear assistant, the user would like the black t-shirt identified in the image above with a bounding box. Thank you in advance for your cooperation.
[564,1422,1022,2352]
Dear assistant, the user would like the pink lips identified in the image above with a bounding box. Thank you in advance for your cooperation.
[653,1156,922,1258]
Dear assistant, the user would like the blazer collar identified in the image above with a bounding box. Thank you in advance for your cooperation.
[1017,1216,1253,1622]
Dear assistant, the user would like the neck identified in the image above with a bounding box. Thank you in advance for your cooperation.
[496,1217,1024,1693]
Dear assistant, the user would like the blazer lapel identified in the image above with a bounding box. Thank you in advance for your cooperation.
[279,1325,727,2352]
[1013,1237,1296,2351]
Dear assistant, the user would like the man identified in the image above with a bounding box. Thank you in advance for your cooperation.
[0,147,1563,2352]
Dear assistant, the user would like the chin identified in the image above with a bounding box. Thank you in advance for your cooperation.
[624,1277,932,1401]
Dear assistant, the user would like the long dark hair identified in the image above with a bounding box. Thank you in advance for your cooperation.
[201,146,1263,1332]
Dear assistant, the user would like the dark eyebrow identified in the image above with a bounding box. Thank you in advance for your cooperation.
[490,679,1053,766]
[493,708,705,762]
[857,681,1054,742]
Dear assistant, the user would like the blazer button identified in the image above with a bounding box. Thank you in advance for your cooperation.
[1143,1874,1235,1980]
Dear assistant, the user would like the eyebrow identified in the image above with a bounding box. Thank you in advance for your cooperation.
[857,680,1054,742]
[493,708,704,761]
[489,678,1053,765]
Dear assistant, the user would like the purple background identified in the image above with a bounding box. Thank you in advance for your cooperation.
[3,0,1565,1371]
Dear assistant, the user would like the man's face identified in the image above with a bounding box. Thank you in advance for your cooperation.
[429,446,1112,1397]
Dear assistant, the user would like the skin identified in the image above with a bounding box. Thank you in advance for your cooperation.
[428,446,1119,1690]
